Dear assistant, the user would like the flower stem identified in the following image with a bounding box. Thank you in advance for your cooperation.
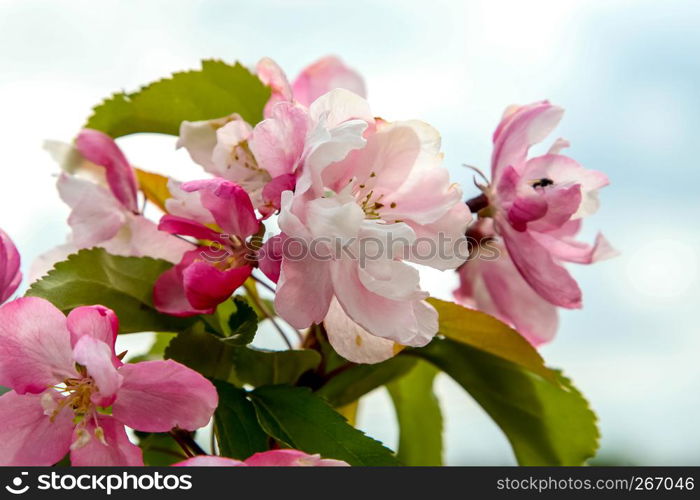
[243,282,294,349]
[169,429,205,457]
[466,193,489,213]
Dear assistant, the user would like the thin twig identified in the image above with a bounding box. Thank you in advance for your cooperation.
[243,282,294,349]
[251,272,276,293]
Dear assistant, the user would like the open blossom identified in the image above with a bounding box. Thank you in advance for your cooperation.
[0,297,217,466]
[0,229,21,304]
[32,129,191,280]
[263,89,471,363]
[177,56,365,215]
[174,450,348,467]
[455,101,616,345]
[154,178,260,316]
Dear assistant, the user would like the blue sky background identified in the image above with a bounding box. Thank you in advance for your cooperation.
[1,0,698,464]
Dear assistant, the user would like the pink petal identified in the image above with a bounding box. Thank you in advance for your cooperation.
[0,390,74,466]
[324,298,398,364]
[330,259,437,347]
[58,173,126,248]
[174,456,246,467]
[274,255,334,329]
[526,185,582,233]
[112,360,218,432]
[245,449,349,467]
[258,234,284,283]
[256,57,293,117]
[70,416,143,466]
[72,336,123,406]
[532,231,619,265]
[76,129,139,212]
[0,297,76,394]
[491,101,564,181]
[182,260,252,311]
[260,174,296,217]
[249,101,308,178]
[292,56,366,108]
[479,250,559,346]
[153,249,216,317]
[117,216,193,264]
[181,179,260,238]
[0,228,21,303]
[159,214,222,242]
[498,218,582,309]
[67,305,119,351]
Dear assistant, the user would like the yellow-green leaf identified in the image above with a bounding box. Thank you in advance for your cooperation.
[428,298,554,383]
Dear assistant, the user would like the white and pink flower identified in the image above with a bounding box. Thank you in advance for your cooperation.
[154,178,260,316]
[263,89,471,363]
[32,130,191,280]
[177,56,365,216]
[0,297,217,466]
[455,101,616,345]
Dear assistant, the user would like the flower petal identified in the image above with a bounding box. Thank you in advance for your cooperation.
[245,449,349,467]
[112,360,218,432]
[158,214,222,242]
[57,173,126,248]
[256,57,293,117]
[76,129,139,212]
[0,297,76,393]
[0,228,21,303]
[491,101,564,181]
[182,260,252,311]
[72,336,123,405]
[174,456,246,466]
[0,391,74,466]
[292,56,366,108]
[70,416,143,466]
[498,218,582,309]
[457,245,559,346]
[153,249,216,317]
[67,305,119,351]
[274,256,334,329]
[324,298,399,364]
[181,179,260,238]
[177,114,242,171]
[249,101,308,178]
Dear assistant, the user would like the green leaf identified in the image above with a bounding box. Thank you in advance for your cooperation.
[428,298,555,383]
[410,338,599,465]
[250,385,400,466]
[387,360,443,466]
[213,381,268,460]
[165,325,320,387]
[85,60,270,137]
[222,296,258,345]
[234,348,321,387]
[26,248,193,334]
[136,432,187,466]
[315,356,416,408]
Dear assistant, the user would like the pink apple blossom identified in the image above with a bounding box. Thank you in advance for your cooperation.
[177,56,366,216]
[455,101,616,345]
[0,229,21,304]
[0,297,217,466]
[264,89,471,363]
[32,130,191,280]
[154,178,260,316]
[174,449,348,467]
